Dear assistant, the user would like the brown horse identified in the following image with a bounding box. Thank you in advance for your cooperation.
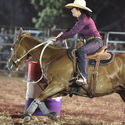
[8,28,125,121]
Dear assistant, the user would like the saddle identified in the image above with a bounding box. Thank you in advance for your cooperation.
[72,43,112,62]
[68,41,114,98]
[87,46,111,60]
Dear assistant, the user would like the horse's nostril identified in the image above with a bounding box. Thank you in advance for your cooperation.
[7,61,12,70]
[7,60,16,71]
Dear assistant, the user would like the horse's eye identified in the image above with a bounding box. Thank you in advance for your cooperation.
[11,47,14,51]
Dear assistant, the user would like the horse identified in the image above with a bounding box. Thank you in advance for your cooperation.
[8,27,125,122]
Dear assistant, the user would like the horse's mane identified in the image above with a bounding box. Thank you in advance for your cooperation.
[22,36,67,51]
[18,27,67,51]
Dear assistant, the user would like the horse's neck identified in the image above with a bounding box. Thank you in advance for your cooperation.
[41,46,67,65]
[21,36,42,61]
[21,36,67,64]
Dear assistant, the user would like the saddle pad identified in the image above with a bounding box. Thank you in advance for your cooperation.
[88,53,115,66]
[67,48,114,66]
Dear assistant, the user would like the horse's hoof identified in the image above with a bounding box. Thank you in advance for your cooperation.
[23,115,31,123]
[47,112,57,121]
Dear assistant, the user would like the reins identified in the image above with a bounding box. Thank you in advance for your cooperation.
[15,40,52,84]
[15,42,46,64]
[15,32,63,84]
[36,40,52,83]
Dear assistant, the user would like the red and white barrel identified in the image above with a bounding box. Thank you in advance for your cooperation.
[25,61,62,116]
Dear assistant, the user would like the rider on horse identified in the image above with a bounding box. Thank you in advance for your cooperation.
[55,0,103,85]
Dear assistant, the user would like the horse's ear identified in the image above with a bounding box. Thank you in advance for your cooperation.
[24,30,31,37]
[18,27,23,40]
[27,30,31,36]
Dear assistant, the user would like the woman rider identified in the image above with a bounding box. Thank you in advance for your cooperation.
[56,0,103,85]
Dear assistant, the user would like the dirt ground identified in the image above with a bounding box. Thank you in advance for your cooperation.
[0,74,125,125]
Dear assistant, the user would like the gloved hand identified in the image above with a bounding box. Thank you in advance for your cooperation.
[50,32,63,45]
[49,37,60,45]
[50,37,57,42]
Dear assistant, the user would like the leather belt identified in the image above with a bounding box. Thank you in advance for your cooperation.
[87,36,102,42]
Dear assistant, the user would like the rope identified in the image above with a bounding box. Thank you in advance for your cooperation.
[19,32,63,84]
[28,40,52,84]
[15,42,46,64]
[22,40,52,84]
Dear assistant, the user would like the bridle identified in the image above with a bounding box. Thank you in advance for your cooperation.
[10,32,62,83]
[11,38,53,83]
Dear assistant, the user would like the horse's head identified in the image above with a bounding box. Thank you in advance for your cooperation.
[8,27,31,71]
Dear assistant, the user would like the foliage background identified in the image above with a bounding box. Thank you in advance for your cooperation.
[31,0,125,31]
[0,0,125,31]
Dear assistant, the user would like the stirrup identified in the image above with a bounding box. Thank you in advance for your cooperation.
[76,78,87,85]
[76,73,87,86]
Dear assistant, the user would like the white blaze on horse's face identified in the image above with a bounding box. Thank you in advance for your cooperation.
[8,40,19,71]
[7,39,27,71]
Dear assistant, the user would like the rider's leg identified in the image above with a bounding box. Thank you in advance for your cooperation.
[77,47,87,85]
[76,39,103,85]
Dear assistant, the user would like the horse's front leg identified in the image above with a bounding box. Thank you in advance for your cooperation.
[23,81,65,122]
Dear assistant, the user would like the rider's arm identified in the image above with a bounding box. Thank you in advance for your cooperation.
[56,14,86,41]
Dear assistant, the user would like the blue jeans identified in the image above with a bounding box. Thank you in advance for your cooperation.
[76,38,103,79]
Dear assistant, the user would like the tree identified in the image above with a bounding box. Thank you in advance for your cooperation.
[31,0,125,31]
[31,0,75,29]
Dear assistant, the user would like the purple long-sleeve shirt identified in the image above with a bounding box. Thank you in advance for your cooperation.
[57,14,101,41]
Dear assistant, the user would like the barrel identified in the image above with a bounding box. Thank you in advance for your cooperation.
[25,61,62,116]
